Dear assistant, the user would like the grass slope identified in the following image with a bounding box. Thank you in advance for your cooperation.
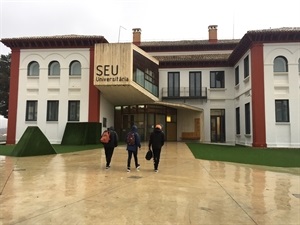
[187,143,300,167]
[0,144,102,156]
[2,142,300,168]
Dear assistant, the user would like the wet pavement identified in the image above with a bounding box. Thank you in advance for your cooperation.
[0,142,299,225]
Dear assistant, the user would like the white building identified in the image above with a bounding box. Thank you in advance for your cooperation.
[1,26,300,148]
[0,115,7,143]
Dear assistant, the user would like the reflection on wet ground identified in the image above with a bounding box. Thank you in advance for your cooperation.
[0,142,299,225]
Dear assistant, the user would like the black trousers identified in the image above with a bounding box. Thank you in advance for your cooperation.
[152,147,162,170]
[127,150,139,168]
[104,147,115,166]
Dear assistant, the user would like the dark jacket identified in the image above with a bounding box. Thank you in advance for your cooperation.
[149,127,165,150]
[103,127,118,148]
[126,125,141,151]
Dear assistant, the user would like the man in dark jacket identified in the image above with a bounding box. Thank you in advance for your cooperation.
[126,125,141,172]
[102,126,118,169]
[148,124,165,172]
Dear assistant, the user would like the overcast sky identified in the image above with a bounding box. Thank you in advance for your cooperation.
[1,0,300,55]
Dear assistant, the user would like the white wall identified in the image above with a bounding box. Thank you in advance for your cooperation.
[0,115,7,142]
[99,94,115,133]
[264,43,300,147]
[159,66,236,144]
[16,48,90,144]
[233,51,253,146]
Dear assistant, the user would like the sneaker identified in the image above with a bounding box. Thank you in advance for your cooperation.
[105,165,110,169]
[154,169,158,173]
[127,168,130,172]
[136,164,140,171]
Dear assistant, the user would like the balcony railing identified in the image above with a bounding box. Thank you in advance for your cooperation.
[161,87,207,100]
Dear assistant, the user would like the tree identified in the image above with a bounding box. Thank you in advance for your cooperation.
[0,54,10,118]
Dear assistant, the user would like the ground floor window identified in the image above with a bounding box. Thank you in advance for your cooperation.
[235,107,240,134]
[275,100,289,122]
[245,103,251,134]
[26,100,38,121]
[68,100,80,121]
[47,100,59,121]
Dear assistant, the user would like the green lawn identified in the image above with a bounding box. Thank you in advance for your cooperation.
[187,143,300,168]
[0,144,102,156]
[1,143,300,168]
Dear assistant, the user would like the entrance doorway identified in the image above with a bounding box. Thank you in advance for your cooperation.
[210,109,225,142]
[114,105,177,141]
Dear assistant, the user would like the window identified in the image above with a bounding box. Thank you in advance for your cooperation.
[189,72,202,97]
[26,100,38,121]
[235,107,240,134]
[274,56,288,72]
[244,56,249,78]
[27,61,39,76]
[135,68,145,86]
[144,68,158,96]
[235,66,239,85]
[134,68,158,97]
[210,71,224,88]
[132,50,159,97]
[69,60,81,75]
[68,101,80,121]
[103,117,107,128]
[48,61,60,76]
[245,103,251,134]
[168,72,180,97]
[275,100,289,122]
[47,101,59,121]
[298,58,300,72]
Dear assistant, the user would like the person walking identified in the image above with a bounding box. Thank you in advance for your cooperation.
[101,126,118,169]
[148,124,165,172]
[126,125,141,172]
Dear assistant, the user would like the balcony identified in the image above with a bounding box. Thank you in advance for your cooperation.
[161,87,207,100]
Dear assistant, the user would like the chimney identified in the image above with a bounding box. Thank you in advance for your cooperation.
[132,28,141,46]
[208,25,218,43]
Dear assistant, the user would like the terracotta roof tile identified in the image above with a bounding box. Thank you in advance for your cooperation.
[154,54,230,62]
[140,39,240,47]
[1,35,108,49]
[248,27,300,33]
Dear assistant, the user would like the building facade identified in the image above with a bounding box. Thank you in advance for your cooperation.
[1,26,300,147]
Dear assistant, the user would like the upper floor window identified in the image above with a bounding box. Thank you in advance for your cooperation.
[189,71,202,97]
[168,72,180,97]
[275,100,289,122]
[69,60,81,75]
[210,71,224,88]
[48,61,60,76]
[27,61,40,76]
[244,56,249,78]
[235,66,239,86]
[274,56,288,72]
[26,100,38,121]
[47,100,59,121]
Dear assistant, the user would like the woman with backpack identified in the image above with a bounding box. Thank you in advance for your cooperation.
[125,125,141,172]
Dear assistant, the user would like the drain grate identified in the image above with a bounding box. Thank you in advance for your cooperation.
[292,194,300,199]
[128,176,142,179]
